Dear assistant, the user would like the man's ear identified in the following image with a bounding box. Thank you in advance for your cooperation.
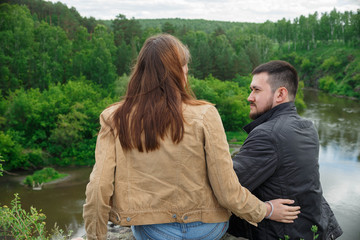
[274,87,289,103]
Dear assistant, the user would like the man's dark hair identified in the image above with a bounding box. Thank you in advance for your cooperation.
[252,60,299,101]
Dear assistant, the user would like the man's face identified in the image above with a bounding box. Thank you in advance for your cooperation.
[248,72,275,120]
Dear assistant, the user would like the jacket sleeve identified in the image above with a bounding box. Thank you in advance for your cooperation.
[203,106,267,225]
[232,129,278,192]
[83,110,116,240]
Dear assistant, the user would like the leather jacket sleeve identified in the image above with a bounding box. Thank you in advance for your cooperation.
[232,129,278,192]
[203,106,267,225]
[83,110,116,240]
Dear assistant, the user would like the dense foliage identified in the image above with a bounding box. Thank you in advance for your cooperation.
[0,1,358,171]
[191,75,251,131]
[0,79,117,170]
[0,155,3,176]
[280,45,360,98]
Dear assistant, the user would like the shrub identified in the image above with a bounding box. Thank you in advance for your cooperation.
[335,83,356,97]
[320,56,342,72]
[0,194,47,239]
[0,131,26,170]
[0,193,72,239]
[279,225,319,240]
[295,81,306,112]
[226,131,248,145]
[0,155,3,176]
[318,76,336,93]
[301,58,313,73]
[190,75,251,131]
[23,167,67,188]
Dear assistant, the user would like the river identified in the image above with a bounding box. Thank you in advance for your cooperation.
[1,89,359,239]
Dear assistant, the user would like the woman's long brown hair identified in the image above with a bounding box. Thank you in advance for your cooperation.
[112,34,206,152]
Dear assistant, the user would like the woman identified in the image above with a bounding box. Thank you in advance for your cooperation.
[81,34,300,240]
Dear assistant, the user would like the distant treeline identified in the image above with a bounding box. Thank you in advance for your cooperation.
[1,1,359,93]
[0,0,358,171]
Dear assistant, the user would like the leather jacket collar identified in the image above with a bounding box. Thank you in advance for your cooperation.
[243,102,297,134]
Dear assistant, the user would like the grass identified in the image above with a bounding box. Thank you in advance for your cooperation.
[226,131,248,145]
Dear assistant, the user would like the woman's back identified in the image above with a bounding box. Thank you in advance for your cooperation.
[101,102,240,227]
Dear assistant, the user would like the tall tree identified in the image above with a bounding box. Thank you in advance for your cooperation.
[112,14,142,45]
[183,31,212,79]
[0,3,34,93]
[162,22,175,34]
[86,25,117,87]
[210,34,236,80]
[33,22,71,89]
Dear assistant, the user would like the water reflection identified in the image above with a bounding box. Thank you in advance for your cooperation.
[320,161,360,240]
[302,89,360,162]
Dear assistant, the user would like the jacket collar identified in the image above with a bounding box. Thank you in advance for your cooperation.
[243,102,297,134]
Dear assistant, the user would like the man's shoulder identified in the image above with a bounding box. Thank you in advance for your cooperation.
[251,113,314,136]
[246,122,274,141]
[276,113,315,132]
[251,116,279,133]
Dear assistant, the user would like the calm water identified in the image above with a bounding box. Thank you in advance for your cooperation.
[0,167,90,237]
[1,89,359,239]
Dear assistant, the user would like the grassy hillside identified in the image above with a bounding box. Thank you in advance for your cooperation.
[279,43,360,98]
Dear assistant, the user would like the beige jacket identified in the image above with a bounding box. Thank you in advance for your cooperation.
[83,102,267,240]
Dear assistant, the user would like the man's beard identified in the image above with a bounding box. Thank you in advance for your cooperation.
[249,102,273,120]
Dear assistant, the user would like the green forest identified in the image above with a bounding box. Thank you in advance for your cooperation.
[0,0,359,171]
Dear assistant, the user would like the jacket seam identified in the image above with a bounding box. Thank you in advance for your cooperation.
[126,142,131,211]
[202,106,224,196]
[94,114,110,237]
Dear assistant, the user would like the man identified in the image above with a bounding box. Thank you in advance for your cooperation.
[228,60,342,239]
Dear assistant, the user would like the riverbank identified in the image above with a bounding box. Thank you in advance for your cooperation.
[281,44,360,100]
[303,87,359,101]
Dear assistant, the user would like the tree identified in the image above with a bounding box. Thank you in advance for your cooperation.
[210,34,236,80]
[298,15,311,50]
[0,131,26,170]
[329,8,341,41]
[190,75,250,131]
[50,103,88,148]
[86,25,117,87]
[319,12,331,42]
[162,22,175,34]
[33,21,71,89]
[348,9,360,46]
[307,12,319,49]
[112,14,142,45]
[115,40,133,75]
[112,14,142,75]
[0,3,35,93]
[183,31,212,79]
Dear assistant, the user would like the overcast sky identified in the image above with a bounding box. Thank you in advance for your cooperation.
[48,0,359,23]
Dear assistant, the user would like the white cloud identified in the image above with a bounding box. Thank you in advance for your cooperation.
[48,0,359,22]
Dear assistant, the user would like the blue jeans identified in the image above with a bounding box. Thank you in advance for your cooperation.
[131,221,229,240]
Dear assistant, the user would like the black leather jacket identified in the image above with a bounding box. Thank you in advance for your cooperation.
[228,102,343,240]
